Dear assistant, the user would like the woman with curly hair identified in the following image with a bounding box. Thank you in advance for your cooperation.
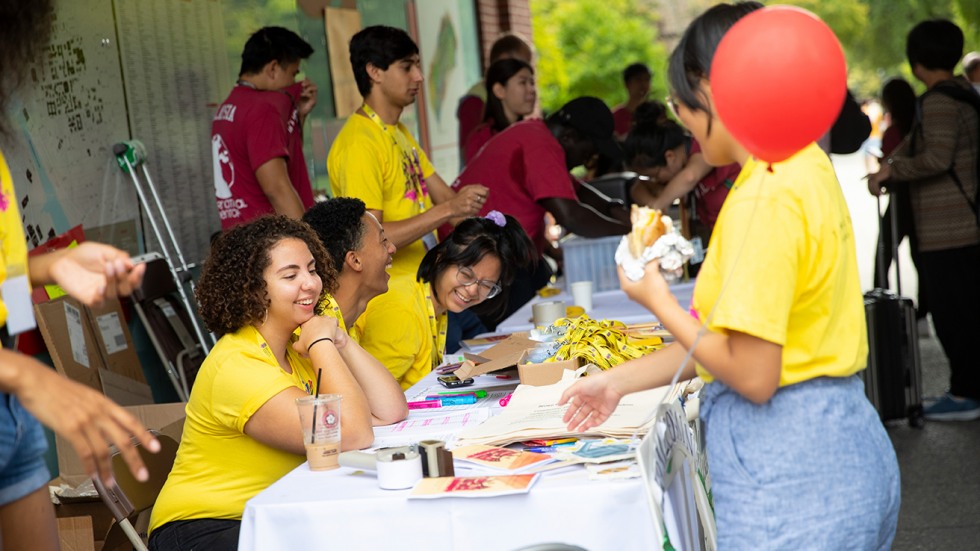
[355,212,534,389]
[149,216,405,551]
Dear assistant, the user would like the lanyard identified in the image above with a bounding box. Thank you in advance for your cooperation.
[422,281,447,368]
[360,104,429,211]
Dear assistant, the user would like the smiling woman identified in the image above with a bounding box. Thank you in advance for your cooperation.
[147,216,406,551]
[354,212,534,389]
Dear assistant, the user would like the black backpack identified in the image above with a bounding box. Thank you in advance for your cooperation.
[916,81,980,226]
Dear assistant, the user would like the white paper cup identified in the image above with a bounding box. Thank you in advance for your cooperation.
[569,281,593,312]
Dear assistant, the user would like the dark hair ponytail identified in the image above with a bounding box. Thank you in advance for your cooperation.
[667,2,763,134]
[625,120,688,170]
[483,58,534,132]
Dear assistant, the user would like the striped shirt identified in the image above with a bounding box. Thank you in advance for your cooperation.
[889,76,979,252]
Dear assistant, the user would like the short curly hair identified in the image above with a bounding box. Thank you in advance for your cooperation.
[197,216,337,337]
[302,197,367,274]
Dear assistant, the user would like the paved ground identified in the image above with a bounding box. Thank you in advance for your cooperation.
[832,152,980,548]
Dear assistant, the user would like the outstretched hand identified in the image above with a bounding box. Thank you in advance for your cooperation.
[47,242,146,307]
[12,354,159,486]
[558,372,623,432]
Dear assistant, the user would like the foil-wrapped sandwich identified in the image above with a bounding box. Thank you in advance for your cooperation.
[616,205,694,282]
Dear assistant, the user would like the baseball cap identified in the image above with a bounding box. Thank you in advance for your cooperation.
[552,96,622,160]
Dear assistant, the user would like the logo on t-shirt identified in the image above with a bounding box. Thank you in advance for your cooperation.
[213,134,248,221]
[213,134,234,199]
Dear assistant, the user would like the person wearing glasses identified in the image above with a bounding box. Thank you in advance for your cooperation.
[354,212,534,389]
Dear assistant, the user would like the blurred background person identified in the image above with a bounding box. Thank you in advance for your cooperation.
[463,58,537,164]
[872,77,928,334]
[612,62,652,140]
[457,32,534,163]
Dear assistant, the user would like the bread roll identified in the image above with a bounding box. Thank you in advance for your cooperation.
[628,205,671,258]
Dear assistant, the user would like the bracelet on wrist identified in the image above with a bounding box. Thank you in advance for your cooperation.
[307,337,334,353]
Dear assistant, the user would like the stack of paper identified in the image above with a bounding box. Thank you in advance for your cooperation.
[451,444,558,474]
[453,372,678,448]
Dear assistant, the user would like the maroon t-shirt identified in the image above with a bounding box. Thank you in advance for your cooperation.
[690,138,740,228]
[452,119,577,254]
[612,106,632,138]
[463,121,496,165]
[211,84,314,230]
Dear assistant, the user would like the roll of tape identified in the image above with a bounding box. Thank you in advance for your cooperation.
[532,300,566,328]
[377,452,422,490]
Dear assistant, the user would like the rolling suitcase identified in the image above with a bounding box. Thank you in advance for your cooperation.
[862,195,924,427]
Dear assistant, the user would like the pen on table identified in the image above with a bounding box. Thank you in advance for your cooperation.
[407,400,442,410]
[426,394,476,406]
[436,389,488,398]
[524,446,559,453]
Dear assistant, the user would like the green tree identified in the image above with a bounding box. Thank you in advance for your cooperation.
[776,0,980,98]
[531,0,670,114]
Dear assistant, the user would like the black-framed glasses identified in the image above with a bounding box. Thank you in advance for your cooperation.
[456,266,501,299]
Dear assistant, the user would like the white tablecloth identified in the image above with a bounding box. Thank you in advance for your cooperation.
[497,281,696,334]
[239,371,659,550]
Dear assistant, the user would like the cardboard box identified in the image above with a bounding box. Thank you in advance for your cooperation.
[516,350,583,386]
[35,296,151,403]
[35,297,103,392]
[57,515,95,551]
[456,333,536,379]
[52,403,184,550]
[55,402,186,487]
[85,300,146,384]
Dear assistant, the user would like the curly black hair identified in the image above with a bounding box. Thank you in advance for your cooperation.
[0,1,54,137]
[302,197,367,274]
[197,216,337,338]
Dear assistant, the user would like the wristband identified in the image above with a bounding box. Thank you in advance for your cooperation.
[307,337,334,353]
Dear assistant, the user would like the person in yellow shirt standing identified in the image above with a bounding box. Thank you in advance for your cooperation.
[328,25,490,353]
[559,3,900,549]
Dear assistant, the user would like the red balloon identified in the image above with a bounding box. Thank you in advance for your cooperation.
[710,6,847,163]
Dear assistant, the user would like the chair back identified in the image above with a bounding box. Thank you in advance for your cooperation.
[94,431,179,549]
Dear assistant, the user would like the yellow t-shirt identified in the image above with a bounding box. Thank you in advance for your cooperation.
[327,112,436,280]
[352,277,447,390]
[691,143,867,387]
[149,325,318,533]
[318,293,346,333]
[0,152,28,328]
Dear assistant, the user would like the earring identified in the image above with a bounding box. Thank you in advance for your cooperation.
[260,308,269,326]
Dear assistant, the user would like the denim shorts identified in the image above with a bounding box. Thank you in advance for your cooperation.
[700,375,901,550]
[0,393,52,506]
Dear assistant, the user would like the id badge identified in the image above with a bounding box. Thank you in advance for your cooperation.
[1,274,37,335]
[690,236,705,265]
